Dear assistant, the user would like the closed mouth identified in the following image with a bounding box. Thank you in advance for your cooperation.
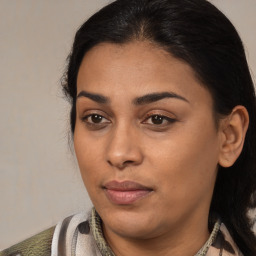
[103,180,153,205]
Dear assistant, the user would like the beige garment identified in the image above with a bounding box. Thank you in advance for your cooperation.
[51,208,243,256]
[0,208,244,256]
[207,224,244,256]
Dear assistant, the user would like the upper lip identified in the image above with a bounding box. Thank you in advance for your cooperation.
[103,180,153,191]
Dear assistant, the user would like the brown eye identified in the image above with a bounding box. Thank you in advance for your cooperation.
[151,115,165,125]
[91,114,103,123]
[82,114,110,126]
[143,114,176,126]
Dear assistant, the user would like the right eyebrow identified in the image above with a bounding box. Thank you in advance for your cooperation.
[133,91,190,105]
[76,91,110,104]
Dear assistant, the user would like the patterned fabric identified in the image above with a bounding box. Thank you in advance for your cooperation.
[0,208,244,256]
[88,208,242,256]
[208,224,244,256]
[0,227,54,256]
[89,209,115,256]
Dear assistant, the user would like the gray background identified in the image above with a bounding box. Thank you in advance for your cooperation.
[0,0,255,249]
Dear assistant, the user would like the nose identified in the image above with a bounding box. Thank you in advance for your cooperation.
[106,124,143,169]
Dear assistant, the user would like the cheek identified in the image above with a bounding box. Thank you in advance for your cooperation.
[74,127,104,188]
[148,118,220,203]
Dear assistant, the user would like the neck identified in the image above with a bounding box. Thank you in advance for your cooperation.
[103,214,210,256]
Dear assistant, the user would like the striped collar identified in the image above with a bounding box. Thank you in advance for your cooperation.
[89,208,221,256]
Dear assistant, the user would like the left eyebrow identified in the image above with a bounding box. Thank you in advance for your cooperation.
[76,91,110,104]
[133,92,189,105]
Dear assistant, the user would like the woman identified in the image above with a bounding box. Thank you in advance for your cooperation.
[1,0,256,255]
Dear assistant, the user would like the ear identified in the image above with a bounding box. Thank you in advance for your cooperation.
[218,106,249,168]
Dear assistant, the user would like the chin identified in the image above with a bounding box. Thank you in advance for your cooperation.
[106,219,155,239]
[100,206,164,240]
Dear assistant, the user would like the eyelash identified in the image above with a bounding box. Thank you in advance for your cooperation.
[81,114,110,128]
[143,114,176,126]
[80,113,176,129]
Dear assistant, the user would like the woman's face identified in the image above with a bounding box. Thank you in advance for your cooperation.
[74,41,222,240]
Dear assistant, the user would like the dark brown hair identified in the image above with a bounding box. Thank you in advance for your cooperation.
[62,0,256,254]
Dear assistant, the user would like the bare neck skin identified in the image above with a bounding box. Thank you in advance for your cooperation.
[103,209,210,256]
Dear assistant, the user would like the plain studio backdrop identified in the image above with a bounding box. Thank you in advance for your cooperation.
[0,0,255,249]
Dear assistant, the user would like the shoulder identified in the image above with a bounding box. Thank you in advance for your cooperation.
[0,212,96,256]
[0,226,55,256]
[51,212,101,256]
[0,211,100,256]
[207,223,244,256]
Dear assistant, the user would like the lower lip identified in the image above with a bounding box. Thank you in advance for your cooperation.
[104,189,152,205]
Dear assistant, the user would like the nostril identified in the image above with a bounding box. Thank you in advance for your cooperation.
[123,160,134,165]
[107,159,135,169]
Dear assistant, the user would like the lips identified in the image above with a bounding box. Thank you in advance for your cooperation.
[103,180,153,205]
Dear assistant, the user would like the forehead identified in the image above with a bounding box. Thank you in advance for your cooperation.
[77,41,213,107]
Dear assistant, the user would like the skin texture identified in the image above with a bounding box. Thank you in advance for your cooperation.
[74,41,249,256]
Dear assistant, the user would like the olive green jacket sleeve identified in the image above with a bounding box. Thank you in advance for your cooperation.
[0,226,55,256]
